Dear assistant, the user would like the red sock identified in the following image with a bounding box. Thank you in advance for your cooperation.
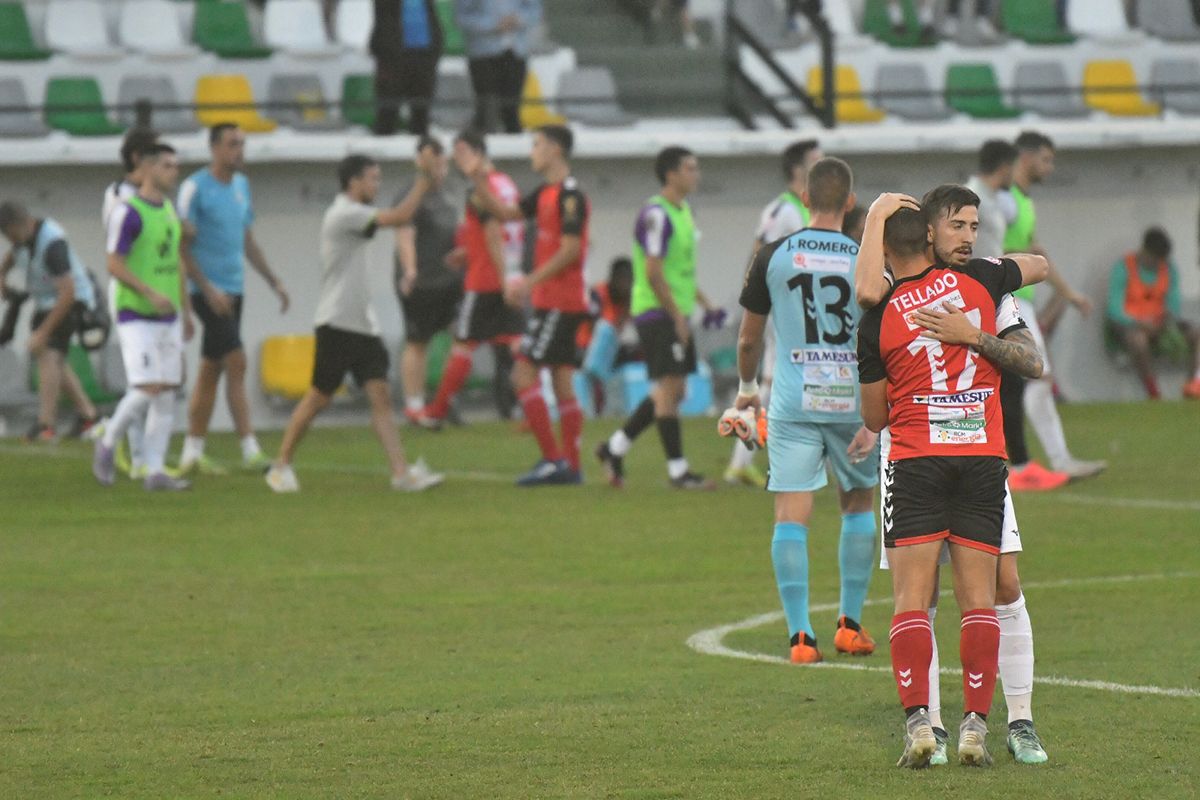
[960,608,1001,717]
[889,611,933,710]
[427,348,474,419]
[519,386,561,461]
[1143,374,1161,400]
[558,399,583,471]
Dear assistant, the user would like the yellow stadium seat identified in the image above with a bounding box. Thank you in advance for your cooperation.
[261,334,319,400]
[195,74,278,132]
[807,65,886,123]
[519,71,566,129]
[1082,60,1160,117]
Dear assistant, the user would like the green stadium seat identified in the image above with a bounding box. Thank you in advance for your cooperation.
[862,0,936,47]
[193,0,273,59]
[1000,0,1075,44]
[29,343,121,405]
[0,2,52,60]
[436,0,465,56]
[341,74,376,128]
[945,63,1021,118]
[45,77,125,136]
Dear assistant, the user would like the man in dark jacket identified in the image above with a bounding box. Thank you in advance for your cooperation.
[370,0,443,136]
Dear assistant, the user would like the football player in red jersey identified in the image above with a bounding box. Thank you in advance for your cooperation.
[856,189,1048,768]
[466,125,591,486]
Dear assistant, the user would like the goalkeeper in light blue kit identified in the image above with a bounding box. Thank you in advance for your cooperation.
[732,157,880,663]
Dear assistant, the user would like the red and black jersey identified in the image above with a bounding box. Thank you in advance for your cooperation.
[858,257,1026,461]
[463,170,521,294]
[518,177,589,313]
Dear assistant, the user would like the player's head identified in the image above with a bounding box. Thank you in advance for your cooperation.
[119,127,160,176]
[453,127,488,174]
[338,154,381,203]
[607,256,633,305]
[417,135,448,184]
[922,184,980,267]
[842,205,866,244]
[0,201,34,245]
[531,124,573,172]
[1015,130,1055,183]
[655,146,699,195]
[978,139,1018,186]
[1140,227,1172,262]
[882,207,927,263]
[802,156,854,217]
[782,139,822,191]
[208,123,245,171]
[142,143,180,193]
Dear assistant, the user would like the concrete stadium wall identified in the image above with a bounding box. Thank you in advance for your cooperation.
[2,142,1197,431]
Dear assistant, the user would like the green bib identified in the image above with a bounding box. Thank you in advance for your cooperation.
[1004,185,1036,300]
[116,196,183,316]
[780,190,811,228]
[631,196,698,317]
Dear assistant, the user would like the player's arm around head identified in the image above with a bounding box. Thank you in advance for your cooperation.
[857,193,920,308]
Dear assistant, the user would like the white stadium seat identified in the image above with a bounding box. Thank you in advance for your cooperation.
[45,0,122,59]
[263,0,340,57]
[335,0,372,51]
[118,0,200,59]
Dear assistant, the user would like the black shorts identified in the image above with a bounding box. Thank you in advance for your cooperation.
[882,455,1007,554]
[635,315,697,379]
[454,290,525,344]
[31,305,81,354]
[401,285,462,344]
[190,291,243,360]
[312,325,389,395]
[519,309,587,367]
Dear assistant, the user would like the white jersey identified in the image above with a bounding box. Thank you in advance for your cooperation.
[755,191,809,245]
[102,180,138,315]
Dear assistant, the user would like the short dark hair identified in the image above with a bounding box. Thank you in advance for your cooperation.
[805,156,852,213]
[0,201,29,229]
[416,135,443,155]
[609,256,632,280]
[842,205,866,242]
[654,146,694,185]
[455,128,487,155]
[536,124,573,158]
[209,122,240,147]
[1143,227,1172,259]
[143,142,177,160]
[978,139,1018,174]
[338,154,378,190]
[119,127,160,173]
[921,184,980,225]
[1015,130,1054,153]
[883,207,928,257]
[781,139,820,181]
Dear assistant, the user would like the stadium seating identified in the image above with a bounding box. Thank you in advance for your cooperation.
[1065,0,1138,42]
[1000,0,1075,44]
[0,77,49,136]
[268,73,341,130]
[807,65,886,123]
[1082,60,1160,117]
[519,70,567,128]
[260,334,317,401]
[875,62,952,120]
[558,66,635,127]
[735,0,805,51]
[193,0,273,59]
[118,0,201,59]
[1013,60,1088,118]
[340,74,376,129]
[945,63,1021,118]
[194,74,278,132]
[1136,0,1200,41]
[44,77,124,135]
[435,0,466,56]
[45,0,122,59]
[862,0,934,48]
[263,0,340,58]
[334,0,371,51]
[0,2,51,60]
[117,75,200,132]
[1151,58,1200,115]
[431,72,472,131]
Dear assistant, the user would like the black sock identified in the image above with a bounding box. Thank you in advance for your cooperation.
[655,416,683,461]
[905,705,929,719]
[965,711,988,722]
[621,396,655,441]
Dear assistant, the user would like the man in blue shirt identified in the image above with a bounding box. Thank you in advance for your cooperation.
[178,123,289,474]
[455,0,542,133]
[370,0,443,135]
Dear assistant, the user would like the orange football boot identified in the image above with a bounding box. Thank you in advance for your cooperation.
[833,615,876,656]
[789,632,823,664]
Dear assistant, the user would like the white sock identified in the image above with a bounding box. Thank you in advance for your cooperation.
[240,435,261,460]
[917,1,935,24]
[1024,378,1072,469]
[729,439,755,471]
[996,593,1035,724]
[103,389,151,449]
[127,416,146,470]
[608,429,632,457]
[667,457,689,480]
[887,2,904,25]
[927,606,944,731]
[406,396,424,413]
[1193,365,1200,381]
[181,435,205,464]
[142,392,175,475]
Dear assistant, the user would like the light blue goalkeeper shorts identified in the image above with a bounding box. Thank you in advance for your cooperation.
[766,419,880,493]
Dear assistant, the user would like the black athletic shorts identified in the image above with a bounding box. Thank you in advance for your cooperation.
[881,455,1007,554]
[401,285,462,344]
[312,325,389,395]
[635,315,697,379]
[31,305,81,354]
[519,309,587,367]
[454,290,525,344]
[190,291,243,360]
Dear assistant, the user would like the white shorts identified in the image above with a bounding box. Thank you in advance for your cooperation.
[1015,296,1051,376]
[117,318,184,387]
[877,427,1022,569]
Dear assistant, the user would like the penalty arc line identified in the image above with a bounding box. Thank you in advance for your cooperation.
[686,571,1200,699]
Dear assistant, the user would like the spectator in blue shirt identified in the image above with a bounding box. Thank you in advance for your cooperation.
[370,0,443,136]
[455,0,542,133]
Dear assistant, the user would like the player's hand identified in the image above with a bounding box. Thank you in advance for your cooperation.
[398,271,416,298]
[867,192,921,221]
[204,285,233,317]
[183,315,195,342]
[148,291,175,316]
[1067,290,1093,316]
[846,425,878,464]
[274,281,290,314]
[733,391,760,412]
[498,13,520,32]
[702,307,728,330]
[458,149,485,180]
[504,275,530,308]
[26,329,47,355]
[672,313,691,347]
[444,248,467,271]
[912,301,979,345]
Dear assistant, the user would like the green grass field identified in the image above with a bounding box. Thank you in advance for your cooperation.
[2,402,1198,799]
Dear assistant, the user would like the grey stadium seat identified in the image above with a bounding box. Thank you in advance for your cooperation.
[559,67,635,127]
[117,76,199,133]
[1137,0,1200,41]
[268,74,342,130]
[1150,59,1200,114]
[735,0,805,49]
[1014,61,1088,118]
[875,63,951,120]
[0,79,50,137]
[431,73,473,131]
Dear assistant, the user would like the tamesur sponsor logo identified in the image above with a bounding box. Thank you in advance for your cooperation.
[791,349,856,364]
[913,388,994,406]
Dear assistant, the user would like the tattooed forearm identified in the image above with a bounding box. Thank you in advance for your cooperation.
[975,328,1043,379]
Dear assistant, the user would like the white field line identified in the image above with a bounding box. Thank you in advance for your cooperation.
[687,572,1200,699]
[1054,492,1200,513]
